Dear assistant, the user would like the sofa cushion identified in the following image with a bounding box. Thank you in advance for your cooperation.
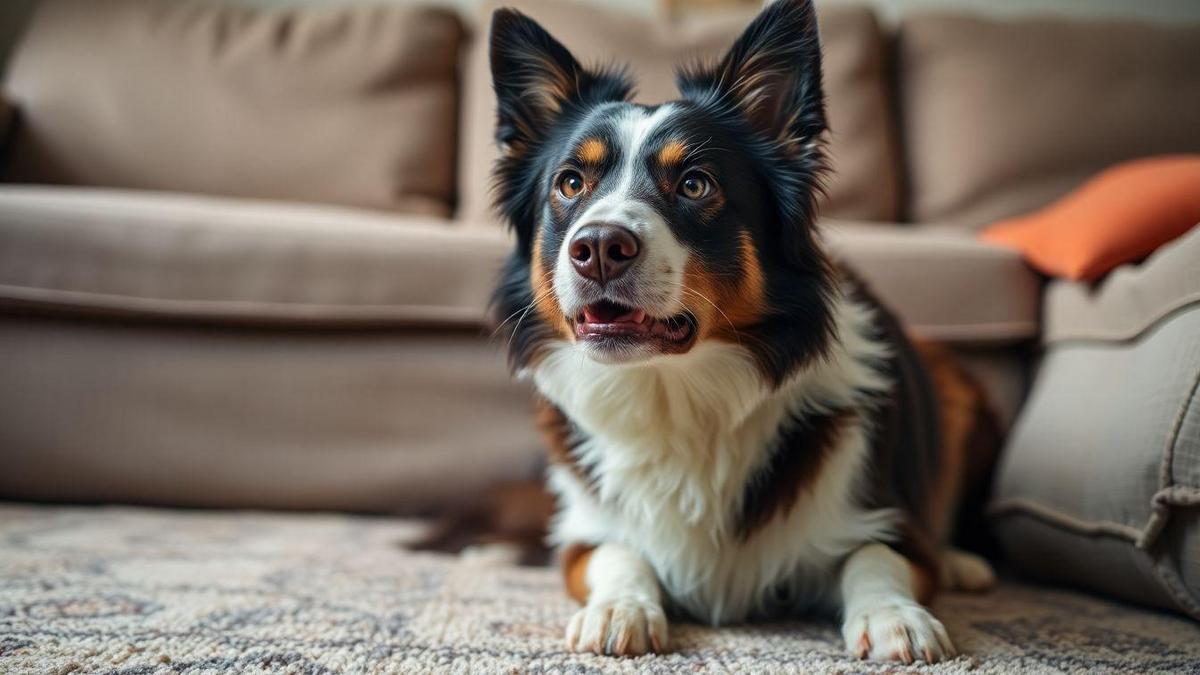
[1,0,462,216]
[0,188,1039,347]
[825,222,1040,344]
[990,227,1200,620]
[458,0,900,224]
[0,186,510,327]
[899,13,1200,227]
[0,316,542,514]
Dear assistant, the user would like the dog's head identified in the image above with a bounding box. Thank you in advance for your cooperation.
[491,0,835,385]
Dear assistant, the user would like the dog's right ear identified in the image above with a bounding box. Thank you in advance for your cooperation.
[489,9,631,155]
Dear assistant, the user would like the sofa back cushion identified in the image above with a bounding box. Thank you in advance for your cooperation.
[899,14,1200,228]
[457,0,900,225]
[2,0,463,217]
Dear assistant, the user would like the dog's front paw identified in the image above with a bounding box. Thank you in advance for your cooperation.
[565,596,668,656]
[842,602,955,664]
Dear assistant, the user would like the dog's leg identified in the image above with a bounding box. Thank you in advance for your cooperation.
[561,542,668,656]
[839,543,955,664]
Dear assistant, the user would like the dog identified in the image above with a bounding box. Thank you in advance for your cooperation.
[484,0,999,662]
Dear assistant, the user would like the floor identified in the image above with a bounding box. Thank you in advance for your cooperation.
[2,504,1198,674]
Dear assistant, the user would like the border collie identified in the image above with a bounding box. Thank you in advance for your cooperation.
[486,0,998,662]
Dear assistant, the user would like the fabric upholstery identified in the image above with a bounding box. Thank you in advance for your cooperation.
[0,187,1039,511]
[1,0,463,216]
[0,317,541,513]
[1042,223,1200,345]
[981,156,1200,281]
[825,222,1041,344]
[4,504,1200,673]
[990,227,1200,620]
[0,187,511,327]
[0,188,1038,345]
[899,13,1200,227]
[457,0,900,224]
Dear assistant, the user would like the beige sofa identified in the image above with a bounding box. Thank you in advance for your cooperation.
[1,0,1198,621]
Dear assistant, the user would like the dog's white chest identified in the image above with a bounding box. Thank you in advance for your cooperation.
[537,298,897,624]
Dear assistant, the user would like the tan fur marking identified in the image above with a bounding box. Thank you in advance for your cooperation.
[684,232,767,344]
[578,138,607,165]
[530,235,571,341]
[561,543,595,605]
[528,53,574,115]
[914,339,1000,543]
[657,139,687,166]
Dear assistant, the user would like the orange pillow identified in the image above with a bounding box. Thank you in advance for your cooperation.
[980,155,1200,281]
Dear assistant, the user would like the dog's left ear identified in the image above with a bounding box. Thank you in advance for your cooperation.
[676,0,826,155]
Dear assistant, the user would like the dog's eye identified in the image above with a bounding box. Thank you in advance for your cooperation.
[558,171,585,199]
[678,171,714,200]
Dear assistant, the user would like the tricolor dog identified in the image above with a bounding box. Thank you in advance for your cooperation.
[487,0,998,662]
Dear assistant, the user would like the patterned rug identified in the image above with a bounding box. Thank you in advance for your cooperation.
[1,504,1198,674]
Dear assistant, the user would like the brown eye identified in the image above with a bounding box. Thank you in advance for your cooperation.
[678,171,714,200]
[558,171,585,199]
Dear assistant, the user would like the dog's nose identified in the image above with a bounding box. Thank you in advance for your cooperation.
[568,223,641,285]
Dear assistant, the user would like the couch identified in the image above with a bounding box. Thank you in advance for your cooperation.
[1,0,1198,671]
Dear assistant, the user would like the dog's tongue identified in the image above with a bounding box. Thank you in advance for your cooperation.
[583,304,646,324]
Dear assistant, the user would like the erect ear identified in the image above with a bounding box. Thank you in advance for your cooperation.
[489,9,632,154]
[676,0,826,154]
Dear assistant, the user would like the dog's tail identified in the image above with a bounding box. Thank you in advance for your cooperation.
[406,479,556,566]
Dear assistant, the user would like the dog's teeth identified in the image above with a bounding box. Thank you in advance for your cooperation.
[630,310,647,324]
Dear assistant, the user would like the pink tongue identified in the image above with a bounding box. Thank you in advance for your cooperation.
[583,307,647,324]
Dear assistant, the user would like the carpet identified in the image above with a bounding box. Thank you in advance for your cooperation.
[1,504,1198,674]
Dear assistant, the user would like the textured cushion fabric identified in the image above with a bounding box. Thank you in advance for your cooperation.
[899,13,1200,228]
[5,505,1200,674]
[981,156,1200,281]
[1,0,463,216]
[457,0,900,224]
[1042,221,1200,344]
[0,188,1039,345]
[825,222,1041,344]
[990,227,1200,620]
[0,317,541,513]
[0,186,511,327]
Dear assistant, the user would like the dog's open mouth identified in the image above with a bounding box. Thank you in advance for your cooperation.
[572,299,695,347]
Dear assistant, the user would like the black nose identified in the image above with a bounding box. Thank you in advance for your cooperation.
[568,223,641,285]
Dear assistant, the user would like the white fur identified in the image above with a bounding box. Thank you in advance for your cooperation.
[536,288,900,624]
[839,543,955,663]
[565,542,668,655]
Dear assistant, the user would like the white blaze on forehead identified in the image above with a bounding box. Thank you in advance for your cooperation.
[554,104,689,322]
[568,104,676,239]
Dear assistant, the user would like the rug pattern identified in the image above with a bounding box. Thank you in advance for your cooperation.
[1,504,1198,674]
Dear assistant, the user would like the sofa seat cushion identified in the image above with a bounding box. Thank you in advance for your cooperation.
[899,13,1200,227]
[825,222,1041,344]
[0,188,1040,345]
[458,0,901,224]
[2,0,463,215]
[990,227,1200,620]
[0,186,511,327]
